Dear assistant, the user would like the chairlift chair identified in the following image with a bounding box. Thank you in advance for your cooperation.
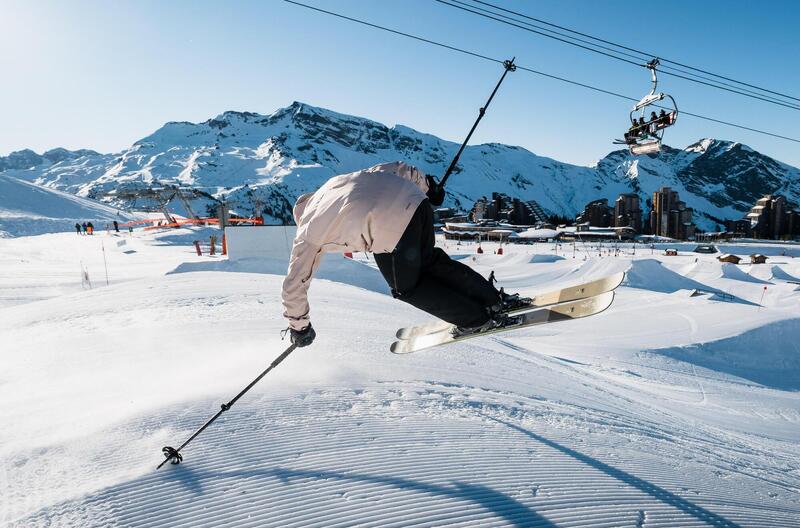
[614,59,678,155]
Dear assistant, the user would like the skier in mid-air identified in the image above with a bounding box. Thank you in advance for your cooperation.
[282,161,525,347]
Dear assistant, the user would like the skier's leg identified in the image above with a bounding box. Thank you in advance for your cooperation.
[375,201,490,327]
[427,248,500,307]
[414,201,500,308]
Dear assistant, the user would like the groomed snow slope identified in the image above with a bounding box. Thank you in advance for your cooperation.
[1,230,799,527]
[0,174,136,237]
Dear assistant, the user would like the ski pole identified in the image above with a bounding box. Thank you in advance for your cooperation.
[440,58,516,187]
[157,343,298,469]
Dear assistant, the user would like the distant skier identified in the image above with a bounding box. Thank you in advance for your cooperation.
[113,220,119,232]
[87,222,94,235]
[81,222,88,234]
[282,161,523,347]
[75,222,82,235]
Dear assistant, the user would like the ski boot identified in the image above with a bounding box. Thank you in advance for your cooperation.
[452,311,523,338]
[498,287,532,313]
[488,272,532,313]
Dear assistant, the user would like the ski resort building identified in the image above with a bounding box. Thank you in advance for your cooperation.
[742,194,800,240]
[718,254,742,264]
[576,199,613,228]
[614,193,643,233]
[649,187,696,240]
[470,193,548,225]
[558,224,636,241]
[747,195,787,239]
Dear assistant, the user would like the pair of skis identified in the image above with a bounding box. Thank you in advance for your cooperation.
[390,272,624,354]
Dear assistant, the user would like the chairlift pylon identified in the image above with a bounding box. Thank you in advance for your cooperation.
[614,58,678,155]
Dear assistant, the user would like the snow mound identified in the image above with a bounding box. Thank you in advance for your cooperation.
[651,318,800,390]
[623,259,718,294]
[720,263,771,284]
[771,265,800,283]
[0,174,133,237]
[529,254,566,263]
[169,254,390,295]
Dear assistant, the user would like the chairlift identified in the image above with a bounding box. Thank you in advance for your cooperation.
[614,59,678,155]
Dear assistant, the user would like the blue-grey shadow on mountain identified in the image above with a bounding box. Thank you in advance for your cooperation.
[486,416,741,528]
[647,318,800,391]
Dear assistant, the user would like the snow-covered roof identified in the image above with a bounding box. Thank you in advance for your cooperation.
[517,228,558,239]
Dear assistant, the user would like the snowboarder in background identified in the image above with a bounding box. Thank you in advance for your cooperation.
[75,223,82,235]
[81,222,88,234]
[282,161,523,348]
[113,220,119,232]
[87,222,94,235]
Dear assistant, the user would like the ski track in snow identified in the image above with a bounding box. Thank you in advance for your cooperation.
[10,384,799,528]
[1,229,800,527]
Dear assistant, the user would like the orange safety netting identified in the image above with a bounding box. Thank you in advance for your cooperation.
[128,217,264,231]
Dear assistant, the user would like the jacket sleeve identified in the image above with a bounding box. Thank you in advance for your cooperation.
[282,236,325,331]
[397,164,430,195]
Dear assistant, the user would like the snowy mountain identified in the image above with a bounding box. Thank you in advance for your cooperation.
[2,102,798,230]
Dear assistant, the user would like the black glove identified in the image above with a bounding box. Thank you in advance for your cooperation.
[290,324,316,347]
[426,175,446,206]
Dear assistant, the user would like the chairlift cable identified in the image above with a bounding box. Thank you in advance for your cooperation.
[434,0,800,111]
[445,0,799,106]
[467,0,800,104]
[282,0,800,144]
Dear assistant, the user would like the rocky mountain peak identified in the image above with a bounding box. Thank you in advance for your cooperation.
[1,103,798,231]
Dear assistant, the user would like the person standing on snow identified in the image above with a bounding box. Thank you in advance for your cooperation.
[282,161,520,347]
[75,222,82,235]
[81,222,88,234]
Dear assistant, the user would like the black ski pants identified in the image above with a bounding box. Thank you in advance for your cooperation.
[374,200,499,328]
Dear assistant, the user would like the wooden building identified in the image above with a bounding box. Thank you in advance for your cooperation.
[718,254,742,264]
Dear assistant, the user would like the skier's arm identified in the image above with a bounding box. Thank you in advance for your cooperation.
[282,237,324,331]
[396,165,429,194]
[395,164,444,206]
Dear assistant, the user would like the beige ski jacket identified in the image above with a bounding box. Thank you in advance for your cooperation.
[282,161,430,330]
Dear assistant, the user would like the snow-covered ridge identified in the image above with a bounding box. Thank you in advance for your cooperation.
[2,102,799,231]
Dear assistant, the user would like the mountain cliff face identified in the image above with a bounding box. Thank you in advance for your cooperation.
[2,102,798,230]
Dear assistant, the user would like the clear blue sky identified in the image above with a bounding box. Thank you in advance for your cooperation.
[2,0,798,167]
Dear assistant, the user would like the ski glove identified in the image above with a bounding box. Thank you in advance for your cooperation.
[426,175,446,206]
[290,324,316,347]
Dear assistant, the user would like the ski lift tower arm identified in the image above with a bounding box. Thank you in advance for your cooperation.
[440,58,516,187]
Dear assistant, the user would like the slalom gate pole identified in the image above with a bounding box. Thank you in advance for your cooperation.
[101,241,110,286]
[157,343,298,470]
[440,58,516,187]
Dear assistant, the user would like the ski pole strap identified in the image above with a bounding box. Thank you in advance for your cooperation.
[157,343,298,470]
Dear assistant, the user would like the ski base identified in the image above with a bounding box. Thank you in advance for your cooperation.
[390,291,615,354]
[395,272,624,340]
